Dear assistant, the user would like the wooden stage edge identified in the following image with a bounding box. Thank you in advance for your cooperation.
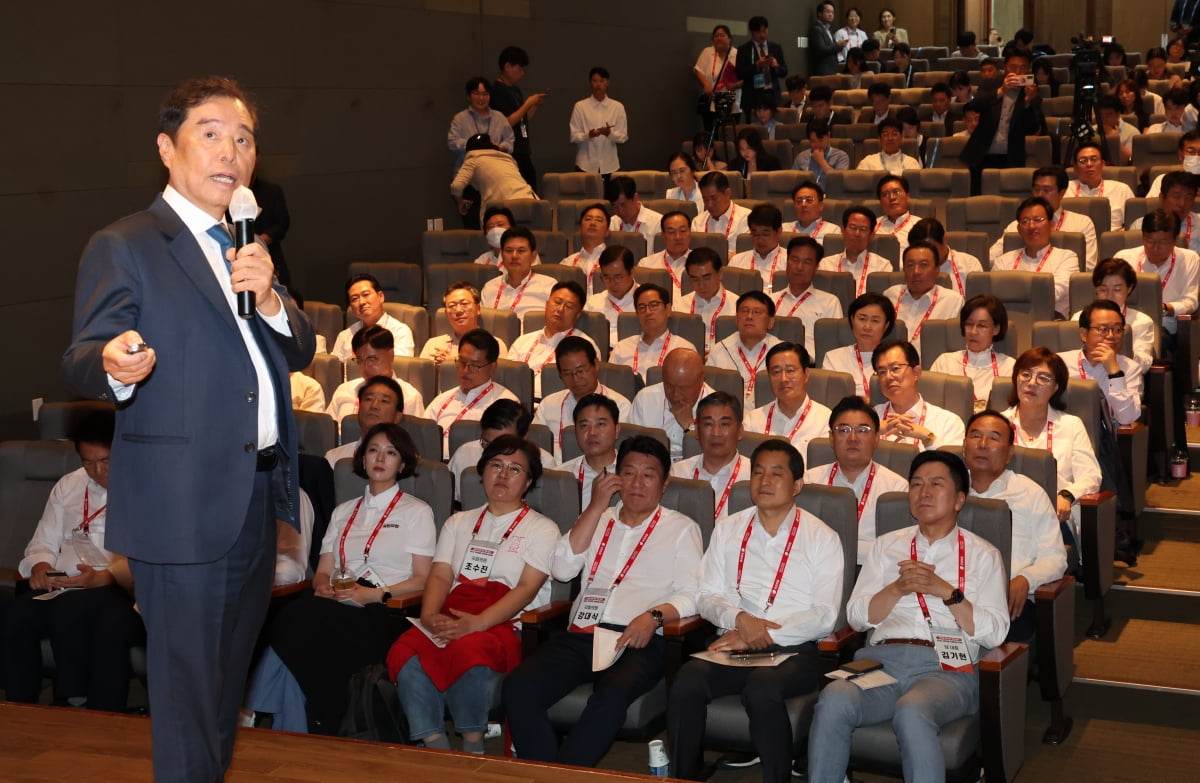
[0,702,675,782]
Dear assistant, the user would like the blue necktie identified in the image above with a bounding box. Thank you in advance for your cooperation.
[206,223,234,271]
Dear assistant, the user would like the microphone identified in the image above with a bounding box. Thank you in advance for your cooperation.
[229,186,261,319]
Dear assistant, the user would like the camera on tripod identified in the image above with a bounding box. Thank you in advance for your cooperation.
[1066,34,1104,159]
[712,90,736,125]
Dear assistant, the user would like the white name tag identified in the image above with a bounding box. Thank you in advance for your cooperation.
[569,588,610,632]
[69,532,109,568]
[459,538,499,582]
[932,626,973,672]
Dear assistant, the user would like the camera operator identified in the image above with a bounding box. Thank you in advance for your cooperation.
[695,24,742,132]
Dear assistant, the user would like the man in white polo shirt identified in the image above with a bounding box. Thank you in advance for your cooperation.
[872,340,966,452]
[692,171,750,257]
[423,329,517,457]
[330,273,415,362]
[729,203,787,291]
[744,342,831,456]
[586,246,638,347]
[480,226,556,323]
[507,281,598,398]
[637,211,693,299]
[628,347,713,462]
[772,236,842,356]
[607,175,662,255]
[883,242,964,360]
[674,247,738,356]
[534,336,631,459]
[670,391,752,521]
[991,197,1078,318]
[610,284,698,382]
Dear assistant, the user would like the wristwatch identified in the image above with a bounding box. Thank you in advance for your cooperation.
[648,608,665,627]
[943,589,965,606]
[1059,489,1076,505]
[380,591,393,605]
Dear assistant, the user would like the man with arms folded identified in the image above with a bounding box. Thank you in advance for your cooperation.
[674,247,738,357]
[420,281,508,367]
[553,392,621,508]
[807,451,1009,783]
[805,396,908,563]
[507,280,597,399]
[638,210,694,299]
[424,329,517,456]
[963,410,1067,641]
[629,347,713,462]
[873,339,966,451]
[326,326,424,422]
[610,284,698,382]
[670,391,753,521]
[668,440,843,783]
[744,342,831,457]
[330,273,415,362]
[992,196,1077,318]
[586,245,638,347]
[504,436,702,767]
[534,336,631,459]
[772,237,842,357]
[707,291,782,406]
[988,166,1098,271]
[480,226,556,323]
[693,171,751,258]
[883,241,964,360]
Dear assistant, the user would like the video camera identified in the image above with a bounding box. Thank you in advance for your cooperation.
[1066,34,1104,160]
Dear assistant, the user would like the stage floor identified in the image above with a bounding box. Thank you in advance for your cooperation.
[0,703,669,782]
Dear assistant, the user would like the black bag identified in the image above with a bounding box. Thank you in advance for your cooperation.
[338,663,411,744]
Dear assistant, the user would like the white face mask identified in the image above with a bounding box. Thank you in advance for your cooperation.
[1183,155,1200,175]
[486,227,507,247]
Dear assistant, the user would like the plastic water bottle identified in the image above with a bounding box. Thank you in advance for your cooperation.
[648,739,670,777]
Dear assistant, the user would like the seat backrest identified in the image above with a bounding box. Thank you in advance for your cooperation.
[804,368,857,411]
[302,301,345,350]
[346,262,424,307]
[1061,197,1113,241]
[1132,132,1182,179]
[825,169,884,201]
[1124,196,1159,229]
[446,418,555,460]
[539,361,638,401]
[719,267,765,296]
[749,170,815,200]
[981,168,1037,201]
[642,198,698,221]
[307,354,344,403]
[1040,95,1074,118]
[806,437,919,480]
[460,467,581,536]
[1025,136,1053,167]
[436,358,533,404]
[812,318,910,368]
[945,196,1022,244]
[866,370,973,425]
[491,199,554,231]
[910,70,953,88]
[527,262,586,291]
[338,414,443,465]
[295,410,338,457]
[811,270,856,307]
[530,231,569,265]
[0,441,82,572]
[988,377,1104,447]
[922,135,969,169]
[333,457,453,531]
[616,312,705,352]
[522,311,610,360]
[424,263,501,315]
[874,493,1012,581]
[661,477,716,548]
[421,230,488,265]
[645,364,744,400]
[346,356,438,407]
[560,421,669,462]
[918,318,1020,369]
[964,271,1056,349]
[621,170,671,199]
[1097,230,1143,260]
[540,172,604,202]
[909,168,970,200]
[944,231,990,269]
[431,307,521,351]
[810,74,851,91]
[36,401,116,440]
[556,199,610,237]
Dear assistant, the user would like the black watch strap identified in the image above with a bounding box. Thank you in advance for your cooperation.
[943,588,965,606]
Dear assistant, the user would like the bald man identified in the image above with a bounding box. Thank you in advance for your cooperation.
[628,348,715,462]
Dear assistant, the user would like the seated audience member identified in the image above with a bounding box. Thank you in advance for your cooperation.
[1134,168,1200,252]
[786,181,843,240]
[331,274,415,362]
[863,82,893,124]
[1032,57,1062,98]
[674,247,738,356]
[1070,258,1154,370]
[927,83,954,130]
[856,119,921,174]
[1116,207,1200,333]
[1114,78,1150,132]
[692,171,751,257]
[744,342,832,455]
[885,42,915,87]
[480,226,556,323]
[804,86,837,127]
[951,30,984,59]
[978,56,1001,82]
[873,339,967,451]
[610,284,699,381]
[388,436,558,754]
[628,347,714,462]
[954,100,982,137]
[1143,46,1182,89]
[1060,300,1144,426]
[730,204,788,290]
[874,174,924,252]
[670,440,844,783]
[505,435,702,766]
[420,282,509,367]
[1147,87,1188,135]
[560,203,609,289]
[326,326,424,423]
[805,396,908,562]
[586,245,638,347]
[425,329,518,455]
[291,371,326,413]
[773,236,844,356]
[552,393,621,508]
[907,218,982,298]
[1070,139,1135,229]
[822,293,897,400]
[947,70,974,104]
[807,451,1010,783]
[749,97,780,140]
[507,281,597,398]
[988,166,1098,271]
[991,197,1077,317]
[883,241,964,359]
[607,175,662,255]
[1001,347,1102,552]
[793,121,850,188]
[638,211,693,298]
[1093,96,1137,166]
[325,376,404,468]
[785,75,809,112]
[263,424,434,735]
[666,151,705,208]
[533,336,631,457]
[451,134,538,222]
[818,206,892,297]
[930,295,1017,410]
[861,37,883,64]
[475,205,514,266]
[691,132,728,171]
[670,391,752,520]
[897,107,925,161]
[708,291,783,405]
[1145,130,1200,196]
[963,410,1068,641]
[3,411,144,712]
[447,399,553,502]
[736,127,782,177]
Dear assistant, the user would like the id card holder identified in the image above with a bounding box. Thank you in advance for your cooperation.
[568,587,610,633]
[459,538,499,583]
[69,531,109,568]
[753,73,767,89]
[931,626,973,672]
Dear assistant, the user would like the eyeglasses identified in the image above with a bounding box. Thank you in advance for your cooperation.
[1075,155,1102,165]
[873,363,912,378]
[1017,370,1055,387]
[833,424,875,435]
[445,301,475,312]
[455,358,493,371]
[1087,325,1126,337]
[485,460,527,478]
[1017,216,1048,226]
[636,300,666,313]
[558,365,595,379]
[794,196,819,205]
[879,188,905,198]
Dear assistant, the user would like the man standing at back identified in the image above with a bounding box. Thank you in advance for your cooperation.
[62,76,317,781]
[960,45,1043,195]
[737,16,788,119]
[491,46,547,189]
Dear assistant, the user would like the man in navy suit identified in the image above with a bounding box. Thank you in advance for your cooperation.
[737,16,788,120]
[62,76,316,782]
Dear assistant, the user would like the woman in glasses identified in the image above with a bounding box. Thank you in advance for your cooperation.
[1000,347,1101,553]
[930,295,1017,411]
[389,434,557,754]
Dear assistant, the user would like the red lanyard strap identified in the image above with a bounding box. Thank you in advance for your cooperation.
[695,458,742,518]
[338,489,404,567]
[911,530,965,623]
[586,507,663,587]
[765,398,813,442]
[81,486,105,534]
[900,287,939,342]
[472,504,531,543]
[736,508,802,611]
[435,381,494,425]
[827,462,876,522]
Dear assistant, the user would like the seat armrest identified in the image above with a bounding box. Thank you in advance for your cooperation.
[385,589,425,611]
[662,614,706,636]
[979,642,1029,783]
[1034,575,1076,704]
[817,626,864,655]
[1078,491,1116,601]
[980,642,1027,672]
[662,614,714,683]
[519,600,572,625]
[519,600,573,658]
[270,580,311,599]
[1033,576,1073,601]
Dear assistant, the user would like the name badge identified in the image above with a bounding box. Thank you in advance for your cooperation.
[569,587,610,633]
[459,538,499,582]
[753,73,767,89]
[931,626,973,672]
[69,531,109,568]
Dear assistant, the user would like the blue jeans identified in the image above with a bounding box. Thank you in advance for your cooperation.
[807,643,979,783]
[395,658,500,740]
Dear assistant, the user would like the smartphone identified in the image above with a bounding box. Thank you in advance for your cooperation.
[1022,74,1036,87]
[1101,35,1114,44]
[46,571,68,577]
[127,342,148,354]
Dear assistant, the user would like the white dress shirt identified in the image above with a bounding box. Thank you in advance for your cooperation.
[320,485,437,588]
[586,286,637,347]
[1069,306,1155,370]
[424,381,518,457]
[629,382,716,462]
[696,505,843,647]
[729,246,788,291]
[707,334,781,403]
[929,349,1016,404]
[822,346,873,399]
[290,372,326,413]
[670,453,752,520]
[786,218,842,242]
[804,460,909,562]
[637,250,690,298]
[331,313,417,363]
[610,331,698,381]
[856,151,922,175]
[474,249,503,266]
[1069,178,1134,231]
[675,287,738,355]
[744,396,832,458]
[324,440,358,469]
[993,246,1078,317]
[1114,246,1200,333]
[849,525,1010,660]
[569,95,629,174]
[553,454,618,509]
[883,285,964,360]
[1059,348,1144,426]
[561,243,606,291]
[875,395,966,451]
[990,209,1098,271]
[692,203,751,256]
[772,286,843,355]
[480,271,557,324]
[610,207,662,256]
[419,333,509,364]
[534,385,632,459]
[939,251,984,298]
[552,504,702,624]
[971,471,1067,597]
[326,375,425,422]
[507,328,600,398]
[875,211,923,253]
[819,250,893,296]
[19,468,113,577]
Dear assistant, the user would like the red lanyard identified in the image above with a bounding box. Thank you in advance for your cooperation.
[1077,357,1089,380]
[735,341,769,398]
[566,252,597,288]
[1012,414,1053,450]
[962,349,999,399]
[883,400,928,445]
[794,219,823,236]
[751,247,785,282]
[878,213,912,236]
[472,504,531,543]
[1184,215,1193,249]
[899,287,940,341]
[777,288,812,318]
[692,289,727,346]
[911,530,965,623]
[1140,250,1176,289]
[764,398,813,442]
[521,328,574,367]
[608,295,626,314]
[587,507,662,587]
[853,348,870,397]
[695,458,742,518]
[338,489,404,567]
[827,462,876,522]
[736,508,802,611]
[494,273,533,311]
[1054,210,1066,230]
[435,381,494,424]
[633,333,671,375]
[80,486,105,534]
[840,252,871,295]
[707,204,738,240]
[945,252,965,295]
[1012,245,1054,272]
[660,252,682,290]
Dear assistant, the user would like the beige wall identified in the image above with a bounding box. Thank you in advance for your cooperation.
[1031,0,1176,58]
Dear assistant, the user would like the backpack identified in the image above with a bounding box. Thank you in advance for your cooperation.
[338,663,411,744]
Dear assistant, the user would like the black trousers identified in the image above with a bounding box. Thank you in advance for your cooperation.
[2,583,144,711]
[968,154,1010,196]
[503,630,665,766]
[667,642,820,783]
